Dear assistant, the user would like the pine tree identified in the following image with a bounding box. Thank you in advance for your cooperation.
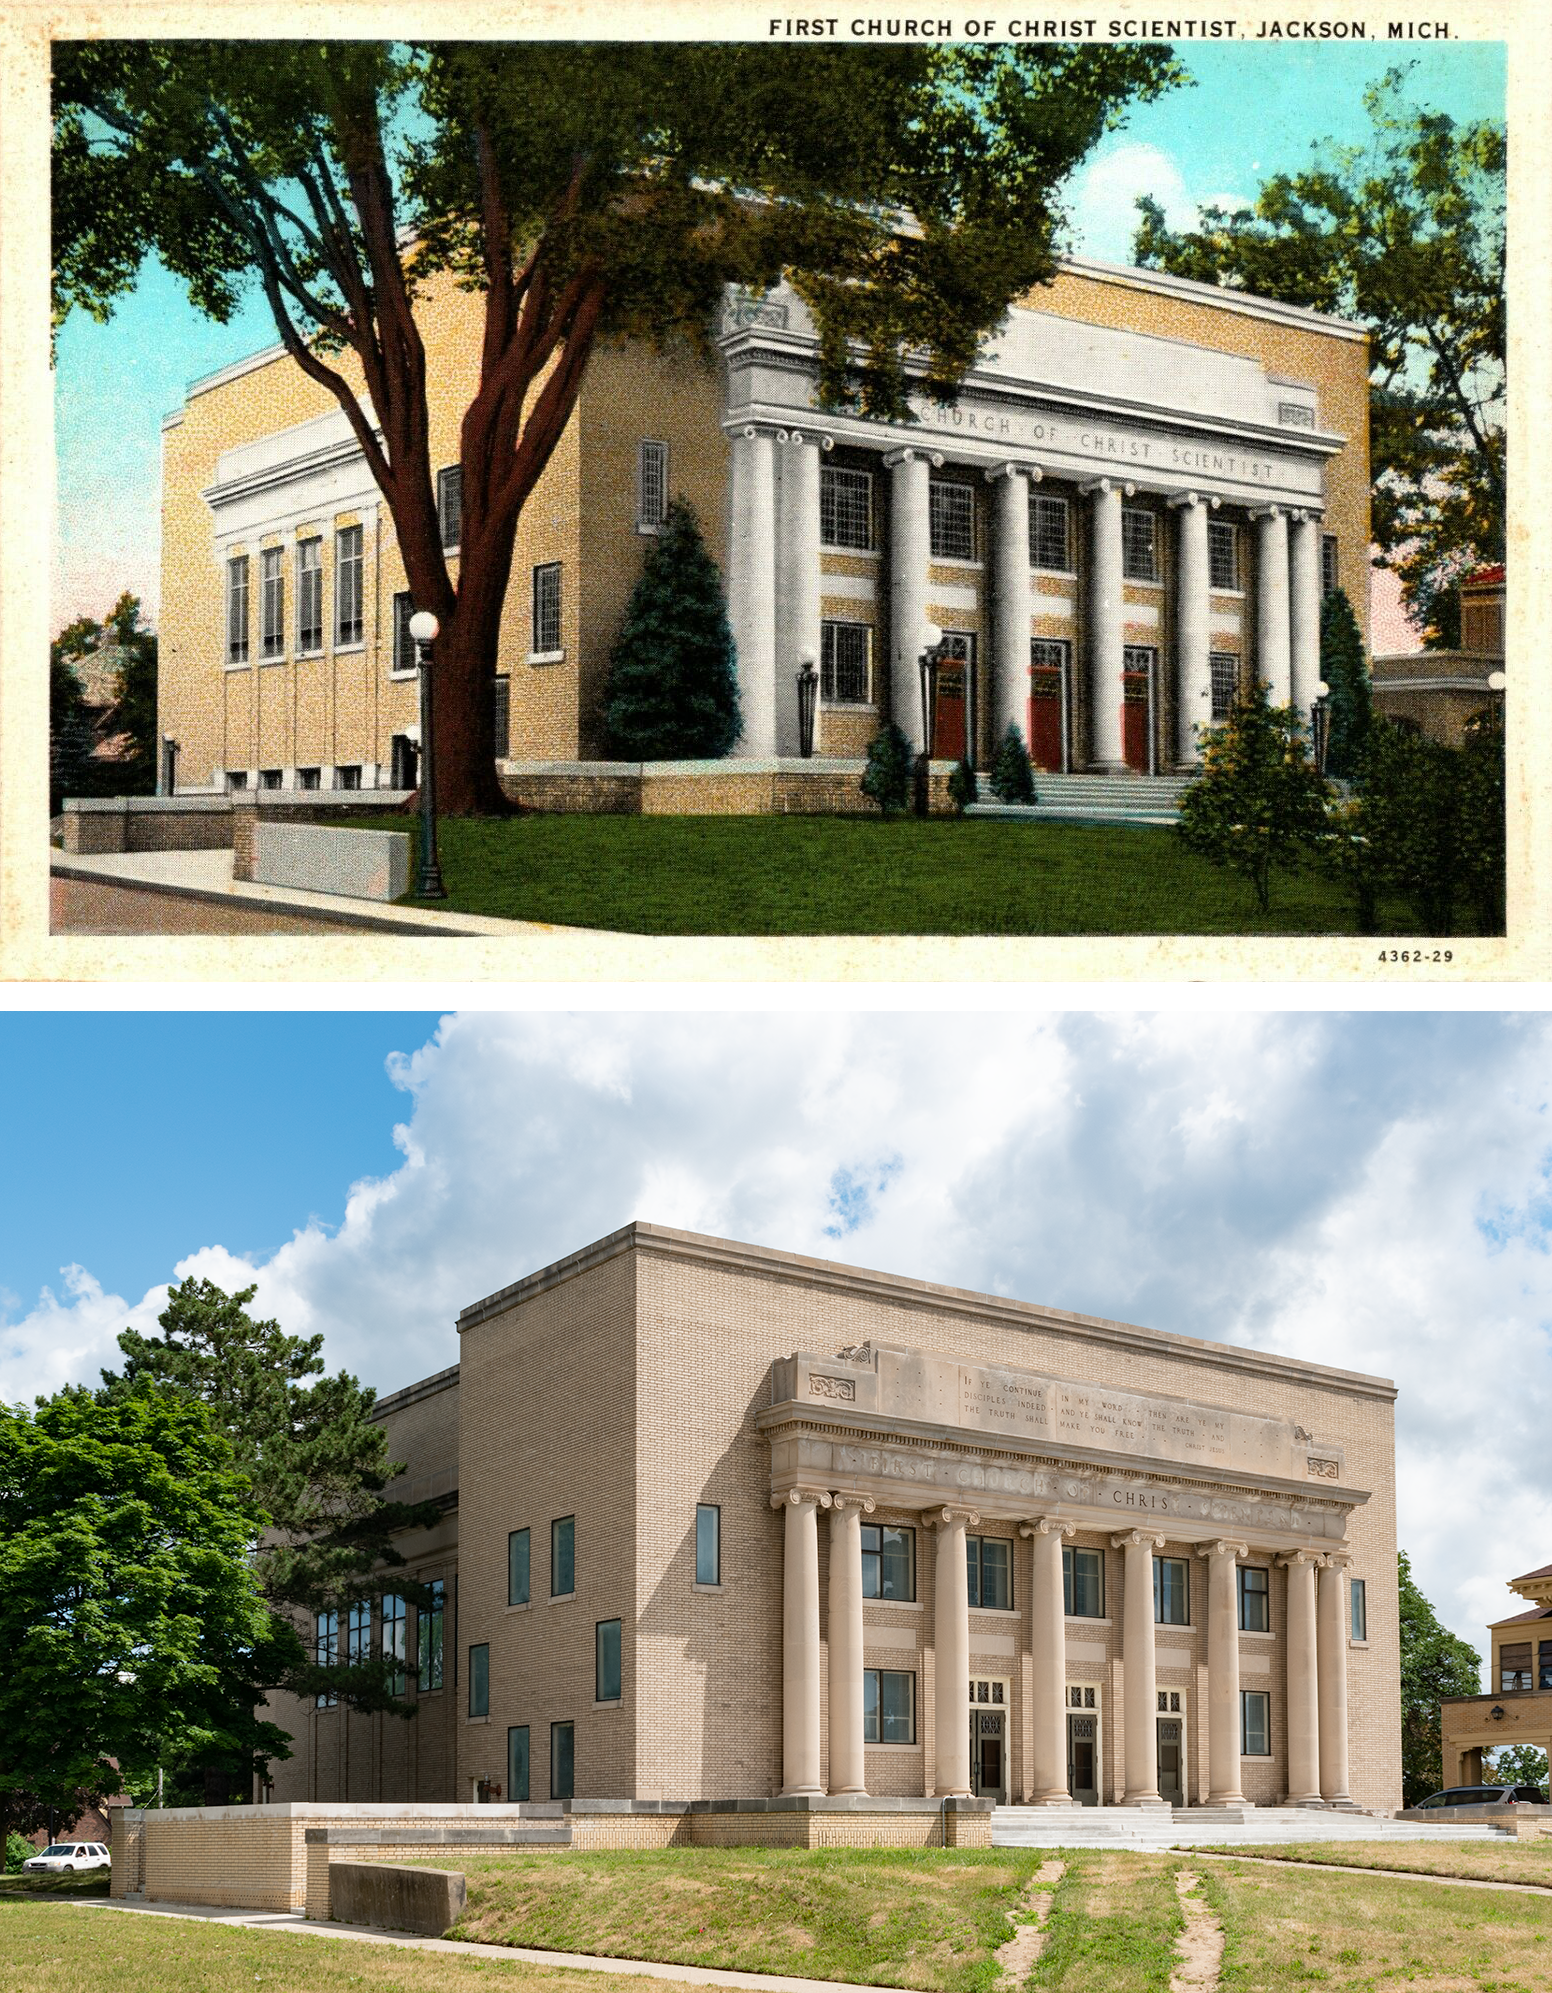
[947,758,976,814]
[1320,587,1372,781]
[49,656,95,814]
[860,723,914,815]
[604,500,740,759]
[989,723,1037,804]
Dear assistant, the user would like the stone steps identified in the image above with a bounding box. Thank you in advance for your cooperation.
[991,1804,1510,1851]
[968,770,1193,828]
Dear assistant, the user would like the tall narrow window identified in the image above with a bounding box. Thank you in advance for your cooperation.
[552,1515,575,1597]
[1208,520,1239,590]
[438,466,463,549]
[315,1609,338,1707]
[1539,1639,1552,1691]
[820,621,872,705]
[863,1669,916,1743]
[1320,533,1340,596]
[929,480,976,560]
[819,466,873,551]
[509,1528,531,1606]
[392,591,415,673]
[861,1524,915,1601]
[492,676,511,757]
[1209,652,1239,722]
[966,1535,1012,1611]
[346,1601,371,1663]
[1240,1689,1271,1756]
[418,1578,444,1692]
[596,1619,622,1703]
[532,563,562,655]
[226,555,250,663]
[1350,1577,1367,1643]
[508,1725,530,1803]
[1500,1643,1533,1692]
[468,1643,490,1718]
[297,538,323,653]
[383,1593,407,1694]
[638,440,669,530]
[550,1721,574,1800]
[1154,1556,1190,1625]
[1030,493,1070,571]
[335,524,364,644]
[1238,1566,1269,1633]
[1063,1545,1104,1619]
[261,548,285,658]
[695,1505,720,1586]
[1122,508,1158,581]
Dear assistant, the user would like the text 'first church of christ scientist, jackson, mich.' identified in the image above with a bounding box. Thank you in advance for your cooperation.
[262,1226,1401,1818]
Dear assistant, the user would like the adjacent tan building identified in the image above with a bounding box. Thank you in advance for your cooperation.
[264,1224,1401,1816]
[1440,1558,1552,1788]
[160,258,1370,796]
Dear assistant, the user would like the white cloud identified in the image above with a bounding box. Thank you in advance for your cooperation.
[4,1012,1549,1665]
[1064,141,1251,264]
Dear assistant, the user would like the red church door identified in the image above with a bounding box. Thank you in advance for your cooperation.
[1029,640,1070,772]
[1122,646,1156,774]
[933,633,973,761]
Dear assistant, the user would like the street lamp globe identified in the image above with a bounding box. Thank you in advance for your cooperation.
[920,621,942,654]
[1487,670,1506,692]
[1316,681,1330,700]
[409,609,441,644]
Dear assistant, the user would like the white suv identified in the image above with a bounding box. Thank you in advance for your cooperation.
[21,1842,111,1874]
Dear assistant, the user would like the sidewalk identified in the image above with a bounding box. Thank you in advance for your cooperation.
[1191,1850,1552,1897]
[49,847,575,939]
[73,1894,890,1992]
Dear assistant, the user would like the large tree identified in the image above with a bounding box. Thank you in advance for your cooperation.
[1398,1550,1482,1807]
[54,41,1182,814]
[0,1383,289,1832]
[1133,69,1504,641]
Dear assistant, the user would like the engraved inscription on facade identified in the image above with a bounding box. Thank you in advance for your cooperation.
[959,1369,1047,1436]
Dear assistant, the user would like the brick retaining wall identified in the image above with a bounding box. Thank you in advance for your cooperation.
[61,793,415,858]
[497,760,959,817]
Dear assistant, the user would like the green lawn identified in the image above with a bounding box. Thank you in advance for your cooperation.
[434,1846,1041,1993]
[1192,1837,1552,1888]
[362,812,1467,937]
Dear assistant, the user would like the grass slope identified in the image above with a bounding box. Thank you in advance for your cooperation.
[363,813,1447,937]
[1030,1851,1182,1991]
[437,1847,1041,1993]
[1193,1837,1552,1888]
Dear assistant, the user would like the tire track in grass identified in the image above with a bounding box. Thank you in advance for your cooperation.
[995,1862,1065,1987]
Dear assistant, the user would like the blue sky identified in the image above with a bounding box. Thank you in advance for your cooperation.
[52,39,1504,631]
[2,1008,1548,1668]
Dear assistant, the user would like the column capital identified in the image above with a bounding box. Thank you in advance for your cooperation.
[1319,1550,1354,1571]
[1111,1529,1166,1551]
[928,1505,980,1529]
[783,429,834,452]
[830,1492,876,1515]
[771,1487,833,1510]
[985,461,1042,485]
[1197,1540,1249,1562]
[1277,1547,1326,1568]
[1019,1516,1076,1539]
[727,418,794,443]
[1249,503,1286,521]
[1079,476,1136,499]
[1166,489,1221,511]
[882,446,944,470]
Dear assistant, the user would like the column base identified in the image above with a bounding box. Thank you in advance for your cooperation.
[779,1785,827,1798]
[1118,1795,1171,1810]
[1028,1790,1078,1807]
[1281,1797,1328,1809]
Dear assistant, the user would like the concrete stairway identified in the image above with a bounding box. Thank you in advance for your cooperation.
[991,1803,1511,1851]
[967,772,1193,828]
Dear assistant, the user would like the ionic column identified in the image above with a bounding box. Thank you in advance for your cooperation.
[774,1488,829,1795]
[988,463,1036,756]
[1317,1554,1352,1806]
[1021,1517,1075,1805]
[1280,1550,1323,1805]
[728,424,778,756]
[1082,478,1127,769]
[774,431,830,756]
[1113,1529,1166,1804]
[1288,510,1323,726]
[932,1506,977,1798]
[885,447,942,753]
[1168,491,1217,764]
[1199,1540,1248,1806]
[1252,505,1292,706]
[828,1494,873,1797]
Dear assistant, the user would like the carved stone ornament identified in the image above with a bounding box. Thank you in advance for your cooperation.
[770,1488,834,1510]
[1111,1529,1168,1551]
[1019,1516,1076,1539]
[834,1342,873,1364]
[808,1372,857,1402]
[1306,1457,1339,1480]
[1197,1539,1249,1562]
[830,1492,877,1515]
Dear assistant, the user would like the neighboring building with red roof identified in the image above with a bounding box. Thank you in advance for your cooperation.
[1440,1554,1551,1790]
[1370,562,1505,749]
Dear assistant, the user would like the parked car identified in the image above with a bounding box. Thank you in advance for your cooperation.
[1413,1784,1548,1808]
[20,1842,111,1874]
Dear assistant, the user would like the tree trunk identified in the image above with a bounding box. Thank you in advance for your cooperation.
[420,535,520,819]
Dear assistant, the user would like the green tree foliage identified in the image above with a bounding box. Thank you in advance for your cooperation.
[5,1830,34,1871]
[946,758,977,814]
[603,500,739,759]
[54,41,1182,813]
[1398,1549,1482,1807]
[1349,719,1465,936]
[1319,587,1372,783]
[1456,705,1506,936]
[1484,1743,1548,1794]
[860,722,914,816]
[101,1278,438,1721]
[48,655,96,815]
[988,722,1037,804]
[1176,680,1330,912]
[1134,70,1504,636]
[48,593,159,806]
[0,1384,289,1834]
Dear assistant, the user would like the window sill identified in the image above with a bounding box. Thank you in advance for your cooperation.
[930,556,983,571]
[465,1716,490,1727]
[970,1606,1019,1618]
[593,1698,623,1711]
[1123,577,1164,590]
[865,1741,922,1752]
[1240,1752,1273,1760]
[821,546,880,561]
[225,661,251,673]
[636,522,663,537]
[389,668,419,682]
[259,654,287,667]
[1349,1639,1369,1650]
[548,1591,577,1607]
[1240,1629,1276,1641]
[528,650,566,667]
[1155,1623,1193,1634]
[692,1582,725,1594]
[335,641,366,656]
[505,1601,532,1615]
[821,702,877,714]
[1209,588,1246,601]
[1031,569,1078,583]
[297,648,325,661]
[1066,1616,1111,1627]
[866,1598,922,1611]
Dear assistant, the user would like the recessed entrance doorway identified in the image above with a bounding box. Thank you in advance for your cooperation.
[1066,1684,1102,1805]
[968,1675,1009,1803]
[1156,1693,1187,1808]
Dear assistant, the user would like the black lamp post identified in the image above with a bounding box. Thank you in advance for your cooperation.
[916,621,944,817]
[160,737,179,797]
[796,649,819,758]
[410,609,447,900]
[1311,679,1331,776]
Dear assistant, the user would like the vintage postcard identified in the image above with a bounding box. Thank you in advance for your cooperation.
[1,0,1544,981]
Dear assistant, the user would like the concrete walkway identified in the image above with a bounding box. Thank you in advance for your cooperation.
[72,1894,889,1992]
[1191,1850,1552,1898]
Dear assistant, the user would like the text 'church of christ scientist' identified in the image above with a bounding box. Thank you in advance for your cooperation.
[159,257,1368,795]
[264,1226,1401,1816]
